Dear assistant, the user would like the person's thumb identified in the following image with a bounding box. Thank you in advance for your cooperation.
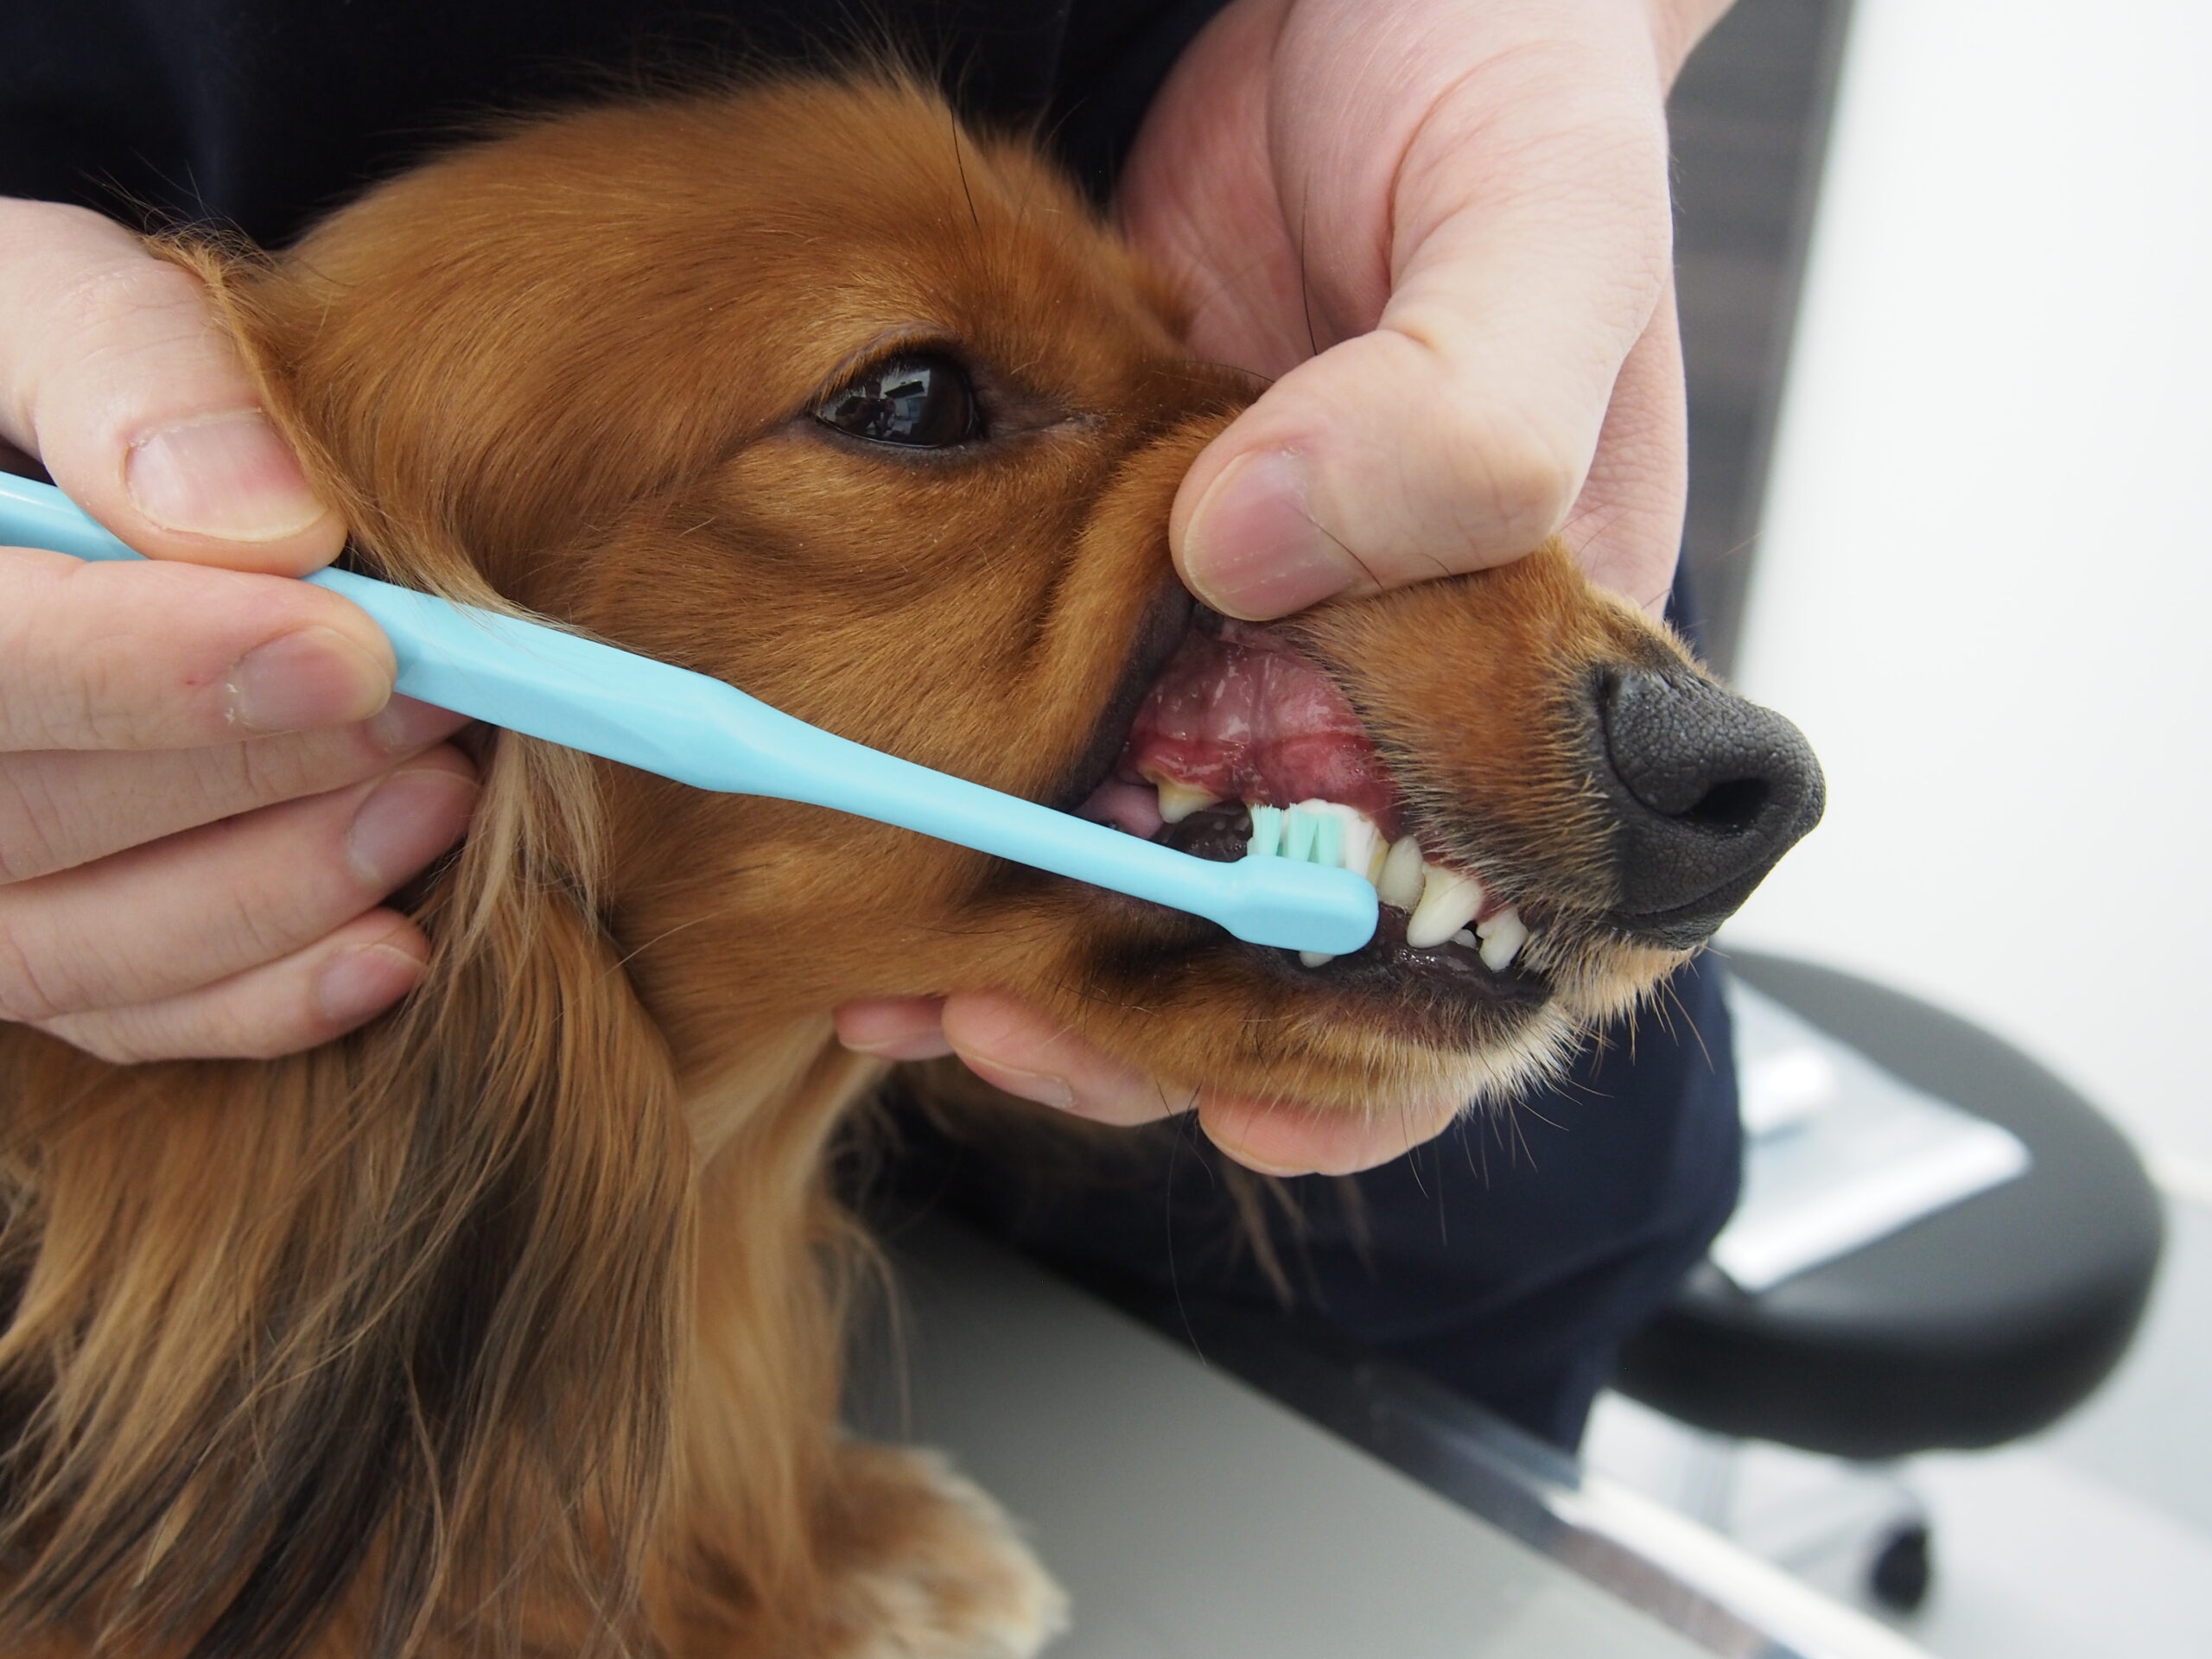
[1167,23,1677,620]
[0,198,344,575]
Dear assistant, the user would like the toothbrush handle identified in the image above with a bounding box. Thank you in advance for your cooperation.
[715,702,1380,955]
[0,472,797,784]
[327,572,1378,955]
[0,473,1378,955]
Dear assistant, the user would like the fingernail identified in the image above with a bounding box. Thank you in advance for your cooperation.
[314,941,424,1027]
[963,1057,1077,1113]
[1179,450,1358,620]
[346,767,478,889]
[1211,1141,1316,1179]
[229,626,393,734]
[366,695,472,753]
[126,410,331,542]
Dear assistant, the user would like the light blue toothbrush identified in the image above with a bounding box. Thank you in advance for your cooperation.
[0,474,1376,956]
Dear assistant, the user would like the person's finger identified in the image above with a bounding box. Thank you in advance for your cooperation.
[0,697,469,885]
[0,747,476,1022]
[925,991,1464,1173]
[31,908,433,1065]
[937,991,1191,1128]
[0,199,345,575]
[833,996,957,1061]
[0,544,397,751]
[1149,8,1675,617]
[1559,280,1688,615]
[1198,1088,1462,1177]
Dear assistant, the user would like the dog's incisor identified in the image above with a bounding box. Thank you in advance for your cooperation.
[0,77,1820,1658]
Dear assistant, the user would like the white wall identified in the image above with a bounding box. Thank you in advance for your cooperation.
[1726,0,2212,1191]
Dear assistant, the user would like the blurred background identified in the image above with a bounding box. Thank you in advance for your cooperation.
[1587,0,2212,1651]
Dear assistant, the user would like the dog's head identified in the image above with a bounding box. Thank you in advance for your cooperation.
[215,76,1819,1123]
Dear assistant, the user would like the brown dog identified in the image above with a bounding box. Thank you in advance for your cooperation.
[0,76,1818,1658]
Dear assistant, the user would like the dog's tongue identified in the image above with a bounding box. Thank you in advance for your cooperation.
[1111,620,1397,824]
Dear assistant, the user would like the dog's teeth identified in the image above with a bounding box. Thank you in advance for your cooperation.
[1367,837,1389,885]
[1476,906,1529,971]
[1299,950,1336,968]
[1452,928,1478,948]
[1377,836,1426,910]
[1246,804,1284,857]
[1407,862,1486,949]
[1152,776,1221,824]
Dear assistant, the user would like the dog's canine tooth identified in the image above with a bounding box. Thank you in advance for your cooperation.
[1377,835,1426,909]
[1245,803,1284,857]
[1408,862,1486,949]
[1476,906,1529,971]
[1149,774,1221,824]
[1299,950,1336,968]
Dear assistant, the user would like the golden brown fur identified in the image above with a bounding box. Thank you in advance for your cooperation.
[0,78,1728,1656]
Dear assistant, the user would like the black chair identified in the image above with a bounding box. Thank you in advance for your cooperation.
[1613,947,2165,1609]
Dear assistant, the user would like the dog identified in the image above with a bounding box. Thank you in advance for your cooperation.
[0,75,1820,1658]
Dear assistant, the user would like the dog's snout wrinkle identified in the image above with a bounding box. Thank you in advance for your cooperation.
[1592,668,1825,945]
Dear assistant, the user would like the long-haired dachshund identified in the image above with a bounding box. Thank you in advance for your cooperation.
[0,76,1820,1659]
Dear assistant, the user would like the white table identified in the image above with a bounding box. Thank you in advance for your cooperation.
[853,1220,1933,1659]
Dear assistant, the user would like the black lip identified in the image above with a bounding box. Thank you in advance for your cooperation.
[1048,575,1196,813]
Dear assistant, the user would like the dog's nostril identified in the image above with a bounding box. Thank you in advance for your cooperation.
[1592,668,1824,944]
[1678,775,1770,835]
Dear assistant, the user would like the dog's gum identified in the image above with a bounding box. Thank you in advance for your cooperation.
[1117,621,1399,831]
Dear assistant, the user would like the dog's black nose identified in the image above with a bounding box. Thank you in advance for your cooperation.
[1591,668,1825,946]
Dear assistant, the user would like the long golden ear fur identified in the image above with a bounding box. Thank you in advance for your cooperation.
[0,245,696,1659]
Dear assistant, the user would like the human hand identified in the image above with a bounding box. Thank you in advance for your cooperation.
[1137,0,1726,620]
[869,0,1731,1173]
[0,200,480,1064]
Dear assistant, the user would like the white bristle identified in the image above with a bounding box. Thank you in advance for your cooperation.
[1338,814,1381,882]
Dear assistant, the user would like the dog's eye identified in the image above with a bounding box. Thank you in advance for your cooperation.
[815,353,982,448]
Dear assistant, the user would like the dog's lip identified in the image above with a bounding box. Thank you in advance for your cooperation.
[1049,575,1197,813]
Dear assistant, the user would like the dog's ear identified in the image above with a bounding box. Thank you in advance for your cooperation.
[155,236,508,608]
[0,688,691,1656]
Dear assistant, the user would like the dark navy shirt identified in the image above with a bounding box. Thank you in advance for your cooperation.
[1,0,1225,243]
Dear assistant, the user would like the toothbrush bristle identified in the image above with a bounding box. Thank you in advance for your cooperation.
[1312,813,1342,869]
[1244,802,1360,871]
[1248,804,1284,857]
